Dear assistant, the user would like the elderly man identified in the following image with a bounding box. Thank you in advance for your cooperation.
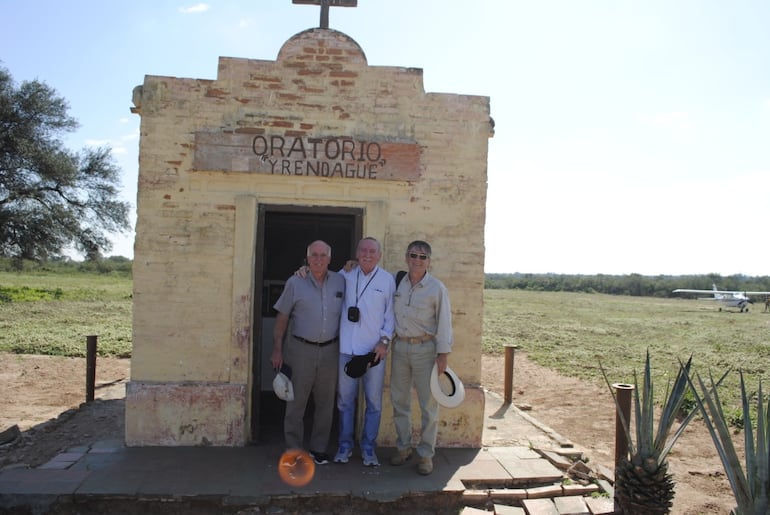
[389,240,453,475]
[271,240,345,465]
[334,237,395,467]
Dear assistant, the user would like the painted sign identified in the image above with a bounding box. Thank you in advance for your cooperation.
[193,130,420,181]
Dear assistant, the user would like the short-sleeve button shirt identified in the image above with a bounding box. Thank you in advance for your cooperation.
[273,271,345,342]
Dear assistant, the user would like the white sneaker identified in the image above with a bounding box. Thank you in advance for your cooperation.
[362,448,380,467]
[333,446,352,464]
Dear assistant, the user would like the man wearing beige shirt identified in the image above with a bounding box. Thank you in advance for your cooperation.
[389,240,453,475]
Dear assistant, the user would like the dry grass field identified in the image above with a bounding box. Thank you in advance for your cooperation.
[483,288,770,415]
[2,275,768,512]
[480,288,770,513]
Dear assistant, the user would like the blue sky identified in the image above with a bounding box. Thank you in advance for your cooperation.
[2,1,769,276]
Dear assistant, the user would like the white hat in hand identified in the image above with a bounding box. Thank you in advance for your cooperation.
[273,364,295,402]
[430,364,465,408]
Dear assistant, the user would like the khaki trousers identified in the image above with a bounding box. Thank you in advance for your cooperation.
[390,339,438,458]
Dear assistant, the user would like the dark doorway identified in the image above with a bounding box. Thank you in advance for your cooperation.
[250,205,362,443]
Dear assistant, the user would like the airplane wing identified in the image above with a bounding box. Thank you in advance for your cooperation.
[673,289,770,295]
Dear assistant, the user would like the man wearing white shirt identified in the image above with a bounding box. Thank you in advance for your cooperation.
[333,237,395,467]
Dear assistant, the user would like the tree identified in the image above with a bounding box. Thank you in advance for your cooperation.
[0,65,130,261]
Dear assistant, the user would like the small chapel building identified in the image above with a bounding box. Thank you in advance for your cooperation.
[126,6,492,448]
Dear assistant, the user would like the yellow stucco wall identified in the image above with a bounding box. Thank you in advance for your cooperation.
[126,28,491,447]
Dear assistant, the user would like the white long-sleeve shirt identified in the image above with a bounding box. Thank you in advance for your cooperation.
[338,265,395,355]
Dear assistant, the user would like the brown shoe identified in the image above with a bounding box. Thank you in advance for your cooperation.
[417,456,433,475]
[390,448,413,466]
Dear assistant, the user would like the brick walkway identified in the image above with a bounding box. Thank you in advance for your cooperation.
[0,390,616,514]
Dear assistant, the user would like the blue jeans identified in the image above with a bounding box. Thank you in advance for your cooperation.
[336,352,386,452]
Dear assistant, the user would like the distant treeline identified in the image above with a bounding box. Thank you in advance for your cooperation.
[3,258,768,299]
[485,273,770,298]
[0,256,133,277]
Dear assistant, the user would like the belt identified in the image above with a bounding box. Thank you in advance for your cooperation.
[396,334,434,344]
[293,335,338,347]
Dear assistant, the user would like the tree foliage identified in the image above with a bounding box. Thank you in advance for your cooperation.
[0,65,130,261]
[0,255,133,276]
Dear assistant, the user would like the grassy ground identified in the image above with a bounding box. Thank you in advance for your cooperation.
[0,271,132,357]
[2,271,767,414]
[484,289,770,417]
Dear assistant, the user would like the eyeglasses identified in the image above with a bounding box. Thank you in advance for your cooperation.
[408,252,429,260]
[308,253,329,259]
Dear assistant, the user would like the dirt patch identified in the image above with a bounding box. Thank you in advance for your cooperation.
[0,354,128,469]
[0,352,737,514]
[482,353,737,515]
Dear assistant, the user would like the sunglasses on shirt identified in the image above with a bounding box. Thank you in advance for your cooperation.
[408,252,429,260]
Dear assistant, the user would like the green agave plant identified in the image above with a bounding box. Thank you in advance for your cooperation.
[601,351,697,514]
[689,369,769,515]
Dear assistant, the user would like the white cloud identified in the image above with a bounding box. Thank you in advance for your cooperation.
[640,111,691,127]
[85,138,111,146]
[639,111,693,142]
[179,3,209,15]
[484,155,770,276]
[238,18,255,29]
[121,129,140,143]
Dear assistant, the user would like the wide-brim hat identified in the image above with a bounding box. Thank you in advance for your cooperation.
[430,364,465,408]
[273,364,294,402]
[344,352,380,378]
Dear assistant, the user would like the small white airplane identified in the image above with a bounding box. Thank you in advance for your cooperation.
[672,284,770,313]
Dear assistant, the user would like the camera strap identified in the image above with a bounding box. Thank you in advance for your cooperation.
[355,267,379,307]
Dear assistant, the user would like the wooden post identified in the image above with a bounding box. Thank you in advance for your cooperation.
[503,344,518,404]
[612,383,634,472]
[86,335,97,402]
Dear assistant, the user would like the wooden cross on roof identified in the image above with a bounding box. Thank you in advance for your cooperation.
[292,0,357,29]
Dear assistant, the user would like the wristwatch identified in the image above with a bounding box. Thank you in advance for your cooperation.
[378,336,390,346]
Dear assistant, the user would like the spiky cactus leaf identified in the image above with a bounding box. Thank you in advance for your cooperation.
[655,355,695,465]
[688,369,753,513]
[602,351,698,514]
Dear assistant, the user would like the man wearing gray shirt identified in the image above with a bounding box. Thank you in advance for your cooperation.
[272,240,345,465]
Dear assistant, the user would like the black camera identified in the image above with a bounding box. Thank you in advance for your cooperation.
[347,306,360,322]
